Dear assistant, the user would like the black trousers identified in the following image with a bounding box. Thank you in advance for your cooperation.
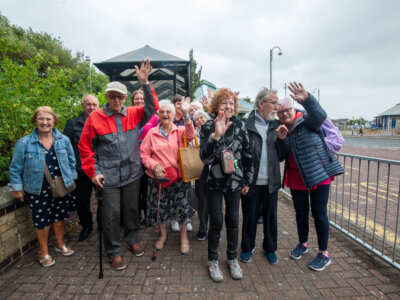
[75,171,94,229]
[206,187,241,261]
[241,185,278,253]
[290,184,330,251]
[195,178,209,234]
[138,174,148,219]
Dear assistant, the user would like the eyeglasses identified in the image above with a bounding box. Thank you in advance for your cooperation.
[277,108,293,116]
[107,93,126,101]
[265,101,278,106]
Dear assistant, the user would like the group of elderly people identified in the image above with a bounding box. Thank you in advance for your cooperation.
[9,59,343,281]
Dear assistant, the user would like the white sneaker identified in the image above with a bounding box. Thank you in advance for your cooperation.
[171,220,180,232]
[187,222,193,232]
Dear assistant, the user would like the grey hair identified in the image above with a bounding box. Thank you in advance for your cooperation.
[158,100,175,114]
[193,110,210,120]
[82,94,99,104]
[253,88,277,109]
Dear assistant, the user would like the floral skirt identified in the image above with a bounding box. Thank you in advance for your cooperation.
[146,178,194,225]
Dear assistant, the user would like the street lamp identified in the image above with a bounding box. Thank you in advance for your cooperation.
[313,89,320,102]
[85,56,92,92]
[269,46,283,90]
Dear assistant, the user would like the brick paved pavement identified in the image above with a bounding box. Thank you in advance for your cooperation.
[1,194,400,299]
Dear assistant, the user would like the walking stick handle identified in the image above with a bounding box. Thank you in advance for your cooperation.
[155,177,170,183]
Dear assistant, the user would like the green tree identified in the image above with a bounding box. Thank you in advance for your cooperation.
[189,49,203,99]
[242,96,252,103]
[0,14,108,185]
[348,117,367,126]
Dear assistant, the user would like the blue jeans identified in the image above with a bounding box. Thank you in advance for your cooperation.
[290,184,330,251]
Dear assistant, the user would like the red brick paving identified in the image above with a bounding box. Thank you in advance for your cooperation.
[1,194,400,299]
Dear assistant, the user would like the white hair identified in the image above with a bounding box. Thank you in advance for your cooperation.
[254,87,277,110]
[190,101,203,110]
[82,94,99,104]
[158,100,175,114]
[193,110,210,120]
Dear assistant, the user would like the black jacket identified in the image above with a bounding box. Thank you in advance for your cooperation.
[278,93,344,188]
[199,116,254,192]
[241,110,286,194]
[63,112,86,173]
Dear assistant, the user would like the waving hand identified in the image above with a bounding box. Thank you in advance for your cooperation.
[288,82,308,103]
[135,59,152,84]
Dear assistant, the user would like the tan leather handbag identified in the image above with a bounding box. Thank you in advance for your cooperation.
[178,134,204,182]
[44,164,76,198]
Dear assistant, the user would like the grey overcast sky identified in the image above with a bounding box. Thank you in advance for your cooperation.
[2,0,400,120]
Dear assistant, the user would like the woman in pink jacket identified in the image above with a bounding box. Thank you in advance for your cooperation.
[140,99,195,254]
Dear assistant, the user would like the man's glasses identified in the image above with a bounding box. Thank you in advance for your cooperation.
[107,94,126,101]
[265,101,278,106]
[277,108,292,116]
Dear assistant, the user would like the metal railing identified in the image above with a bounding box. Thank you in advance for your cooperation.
[281,153,400,270]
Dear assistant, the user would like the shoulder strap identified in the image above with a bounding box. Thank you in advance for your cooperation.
[43,164,53,184]
[183,133,199,148]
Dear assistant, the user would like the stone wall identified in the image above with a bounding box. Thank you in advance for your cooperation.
[0,186,36,273]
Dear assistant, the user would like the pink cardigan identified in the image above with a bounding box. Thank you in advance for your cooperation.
[140,122,195,178]
[139,114,159,141]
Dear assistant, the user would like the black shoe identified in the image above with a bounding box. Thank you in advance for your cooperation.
[257,216,263,224]
[78,227,93,241]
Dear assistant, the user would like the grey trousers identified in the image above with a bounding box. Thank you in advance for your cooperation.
[102,179,140,258]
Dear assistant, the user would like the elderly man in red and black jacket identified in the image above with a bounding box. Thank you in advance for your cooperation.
[79,60,159,271]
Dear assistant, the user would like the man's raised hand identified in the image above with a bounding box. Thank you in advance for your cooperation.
[135,59,152,84]
[288,82,308,103]
[276,125,289,140]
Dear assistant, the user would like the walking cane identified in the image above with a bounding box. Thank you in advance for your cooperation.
[96,185,104,279]
[152,177,169,261]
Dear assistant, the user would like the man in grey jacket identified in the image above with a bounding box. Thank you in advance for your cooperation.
[240,87,285,264]
[79,60,158,271]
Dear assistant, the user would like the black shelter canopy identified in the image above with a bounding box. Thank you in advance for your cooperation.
[94,45,191,100]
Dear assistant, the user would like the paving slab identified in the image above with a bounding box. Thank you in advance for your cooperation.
[1,194,400,299]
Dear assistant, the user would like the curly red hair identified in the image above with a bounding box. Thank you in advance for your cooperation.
[209,88,238,116]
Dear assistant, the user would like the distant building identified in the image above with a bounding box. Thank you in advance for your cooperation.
[375,103,400,129]
[331,118,349,130]
[193,80,217,102]
[94,45,191,99]
[237,99,253,116]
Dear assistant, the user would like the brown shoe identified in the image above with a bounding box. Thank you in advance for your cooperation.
[109,256,127,271]
[180,239,190,254]
[130,243,144,257]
